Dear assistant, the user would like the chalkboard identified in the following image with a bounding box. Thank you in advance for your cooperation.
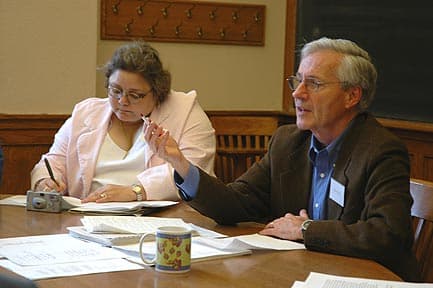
[295,0,433,123]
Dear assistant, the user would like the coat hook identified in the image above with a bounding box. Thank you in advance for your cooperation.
[149,20,159,36]
[185,5,195,19]
[136,0,149,15]
[112,0,121,14]
[161,4,171,18]
[253,12,261,23]
[209,8,217,20]
[241,29,248,39]
[124,18,134,34]
[175,22,183,37]
[197,27,203,38]
[219,28,226,39]
[232,10,239,22]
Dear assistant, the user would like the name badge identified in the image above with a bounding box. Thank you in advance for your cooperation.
[330,178,345,207]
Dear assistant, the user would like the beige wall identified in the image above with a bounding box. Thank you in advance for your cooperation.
[1,0,286,114]
[0,0,98,114]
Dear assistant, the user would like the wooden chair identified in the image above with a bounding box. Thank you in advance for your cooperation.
[209,112,292,183]
[410,178,433,283]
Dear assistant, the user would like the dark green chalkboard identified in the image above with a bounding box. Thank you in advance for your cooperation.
[296,0,433,123]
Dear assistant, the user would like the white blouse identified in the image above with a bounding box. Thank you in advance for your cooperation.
[90,129,145,193]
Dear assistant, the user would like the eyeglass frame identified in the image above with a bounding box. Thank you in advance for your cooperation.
[287,75,346,92]
[107,84,153,104]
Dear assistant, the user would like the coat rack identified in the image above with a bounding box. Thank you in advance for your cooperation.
[101,0,266,46]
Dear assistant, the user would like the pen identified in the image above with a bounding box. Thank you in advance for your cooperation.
[44,158,60,187]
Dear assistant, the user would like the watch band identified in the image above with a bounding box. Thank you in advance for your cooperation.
[301,219,313,238]
[132,184,143,201]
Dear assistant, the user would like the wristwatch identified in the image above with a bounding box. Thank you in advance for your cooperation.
[131,184,144,201]
[301,219,313,238]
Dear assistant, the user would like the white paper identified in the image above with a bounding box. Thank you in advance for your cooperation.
[0,234,125,266]
[195,233,305,251]
[81,216,191,234]
[304,272,433,288]
[0,195,27,206]
[0,258,144,280]
[291,281,306,288]
[113,236,252,265]
[70,200,178,213]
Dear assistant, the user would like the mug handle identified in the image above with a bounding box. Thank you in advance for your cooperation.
[139,233,156,265]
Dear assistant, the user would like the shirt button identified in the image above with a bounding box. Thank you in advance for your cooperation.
[315,203,319,208]
[320,173,325,178]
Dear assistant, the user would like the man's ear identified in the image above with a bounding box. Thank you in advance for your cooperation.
[345,86,362,109]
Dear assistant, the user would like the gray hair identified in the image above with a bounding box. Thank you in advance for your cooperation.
[103,41,171,106]
[301,37,377,110]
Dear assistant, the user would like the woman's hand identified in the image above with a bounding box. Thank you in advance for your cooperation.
[259,209,310,240]
[143,118,191,178]
[81,184,142,203]
[34,178,67,194]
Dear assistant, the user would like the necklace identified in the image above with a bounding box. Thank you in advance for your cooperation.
[109,116,142,154]
[120,121,142,150]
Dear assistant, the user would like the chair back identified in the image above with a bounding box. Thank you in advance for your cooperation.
[410,178,433,283]
[211,116,277,183]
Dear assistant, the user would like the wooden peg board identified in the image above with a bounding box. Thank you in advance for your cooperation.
[101,0,266,46]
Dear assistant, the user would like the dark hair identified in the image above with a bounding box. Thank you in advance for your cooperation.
[103,41,171,106]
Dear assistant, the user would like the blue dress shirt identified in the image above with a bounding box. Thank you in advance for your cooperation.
[308,136,340,220]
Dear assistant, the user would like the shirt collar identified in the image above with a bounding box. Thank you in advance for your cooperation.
[308,115,358,164]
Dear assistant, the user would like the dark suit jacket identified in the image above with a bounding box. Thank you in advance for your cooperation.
[188,113,419,281]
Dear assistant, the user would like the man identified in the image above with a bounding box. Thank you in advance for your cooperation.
[145,37,419,281]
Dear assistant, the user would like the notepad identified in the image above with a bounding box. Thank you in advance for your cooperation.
[0,195,178,215]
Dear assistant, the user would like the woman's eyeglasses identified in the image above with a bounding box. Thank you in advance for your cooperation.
[107,85,152,104]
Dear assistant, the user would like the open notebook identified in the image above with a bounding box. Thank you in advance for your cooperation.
[0,195,178,215]
[67,216,226,246]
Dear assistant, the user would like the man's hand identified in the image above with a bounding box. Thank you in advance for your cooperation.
[143,119,191,179]
[259,209,310,240]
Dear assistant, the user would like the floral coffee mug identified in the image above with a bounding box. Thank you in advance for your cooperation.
[139,226,191,273]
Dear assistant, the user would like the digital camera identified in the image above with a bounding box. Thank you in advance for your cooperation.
[26,190,62,213]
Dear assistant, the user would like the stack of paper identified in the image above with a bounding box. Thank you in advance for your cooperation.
[67,216,226,246]
[0,234,144,280]
[292,272,433,288]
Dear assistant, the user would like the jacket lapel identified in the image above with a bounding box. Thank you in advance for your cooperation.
[326,114,367,219]
[76,106,112,194]
[279,135,312,215]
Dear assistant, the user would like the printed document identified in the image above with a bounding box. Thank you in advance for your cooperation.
[294,272,433,288]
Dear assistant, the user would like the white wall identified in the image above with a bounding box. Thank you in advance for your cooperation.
[0,0,286,114]
[0,0,97,114]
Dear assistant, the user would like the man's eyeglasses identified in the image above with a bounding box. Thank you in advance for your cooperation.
[107,85,152,104]
[287,76,345,92]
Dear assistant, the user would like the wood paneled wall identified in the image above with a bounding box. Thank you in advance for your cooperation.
[0,115,69,195]
[0,113,432,195]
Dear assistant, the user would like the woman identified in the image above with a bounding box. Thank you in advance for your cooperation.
[31,41,215,202]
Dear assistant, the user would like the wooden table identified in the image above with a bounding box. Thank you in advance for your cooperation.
[0,198,401,287]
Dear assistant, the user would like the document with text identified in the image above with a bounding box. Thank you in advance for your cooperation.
[293,272,433,288]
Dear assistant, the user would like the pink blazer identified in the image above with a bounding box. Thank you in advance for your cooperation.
[31,90,215,200]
